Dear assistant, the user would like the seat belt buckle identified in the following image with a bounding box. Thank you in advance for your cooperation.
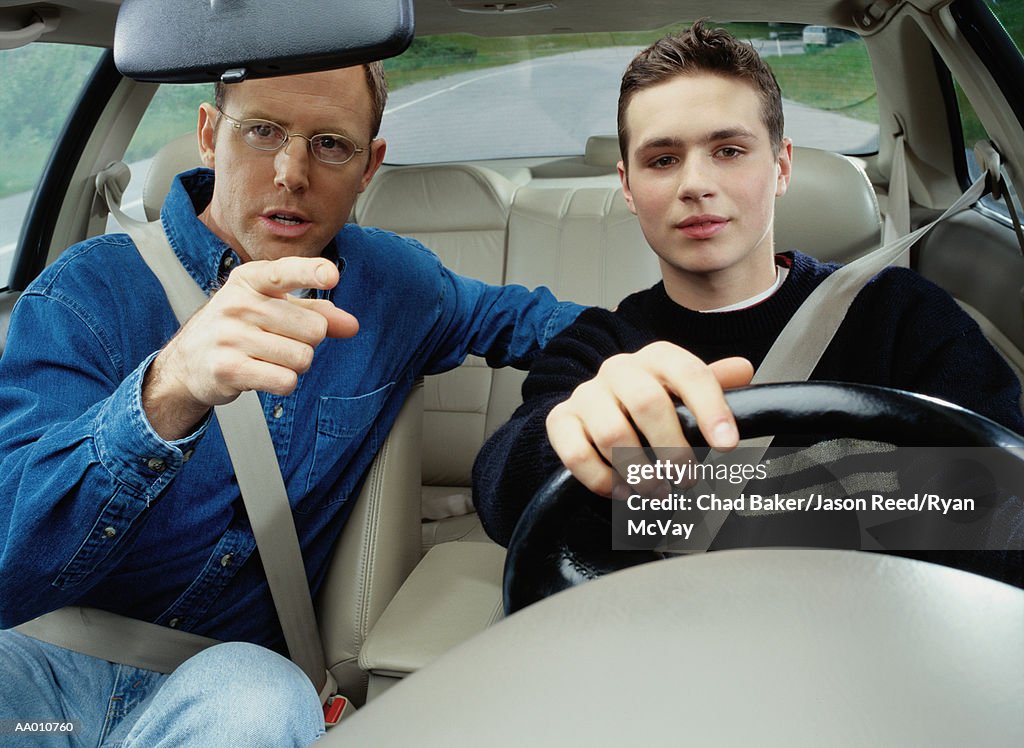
[323,694,353,727]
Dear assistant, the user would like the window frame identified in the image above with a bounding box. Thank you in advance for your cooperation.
[8,48,120,292]
[940,0,1024,229]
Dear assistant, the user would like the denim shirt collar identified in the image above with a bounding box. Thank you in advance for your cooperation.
[160,167,341,294]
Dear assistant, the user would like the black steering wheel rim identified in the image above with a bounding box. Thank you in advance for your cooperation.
[503,381,1024,614]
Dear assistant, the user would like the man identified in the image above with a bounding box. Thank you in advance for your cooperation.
[473,23,1024,558]
[0,62,738,745]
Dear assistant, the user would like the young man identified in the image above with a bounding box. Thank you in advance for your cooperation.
[0,62,738,745]
[473,23,1024,555]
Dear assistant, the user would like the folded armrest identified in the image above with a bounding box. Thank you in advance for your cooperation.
[360,540,505,679]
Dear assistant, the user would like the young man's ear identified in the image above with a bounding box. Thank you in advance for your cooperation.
[775,137,794,198]
[358,138,388,193]
[618,159,638,215]
[197,102,218,170]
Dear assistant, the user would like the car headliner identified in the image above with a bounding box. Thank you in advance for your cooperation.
[0,0,951,49]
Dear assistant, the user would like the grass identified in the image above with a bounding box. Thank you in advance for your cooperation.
[124,85,213,164]
[989,0,1024,49]
[384,22,782,90]
[769,42,878,124]
[0,140,54,196]
[956,1,1024,147]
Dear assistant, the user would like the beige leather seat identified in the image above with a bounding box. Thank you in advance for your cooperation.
[353,164,526,545]
[318,383,424,700]
[915,216,1024,398]
[142,133,201,220]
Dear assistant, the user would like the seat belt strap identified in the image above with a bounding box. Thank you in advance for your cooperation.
[16,163,333,701]
[216,394,334,700]
[883,131,911,249]
[15,606,220,674]
[685,160,992,552]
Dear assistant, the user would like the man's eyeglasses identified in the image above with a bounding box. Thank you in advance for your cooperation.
[217,108,368,165]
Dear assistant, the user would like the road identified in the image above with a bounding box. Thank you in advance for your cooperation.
[381,44,875,162]
[2,43,876,282]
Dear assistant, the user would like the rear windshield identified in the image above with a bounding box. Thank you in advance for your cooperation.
[380,22,878,164]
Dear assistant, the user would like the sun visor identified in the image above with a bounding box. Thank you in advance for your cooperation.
[114,0,414,83]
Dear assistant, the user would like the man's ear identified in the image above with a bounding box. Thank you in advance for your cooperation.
[775,137,794,198]
[197,103,218,169]
[357,138,388,193]
[618,159,638,215]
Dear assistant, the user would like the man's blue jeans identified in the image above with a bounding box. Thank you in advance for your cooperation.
[0,631,324,746]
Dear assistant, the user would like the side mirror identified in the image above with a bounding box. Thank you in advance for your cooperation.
[114,0,414,83]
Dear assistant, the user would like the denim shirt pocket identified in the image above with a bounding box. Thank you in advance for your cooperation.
[301,381,395,512]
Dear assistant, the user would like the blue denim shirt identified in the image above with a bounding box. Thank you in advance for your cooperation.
[0,169,581,648]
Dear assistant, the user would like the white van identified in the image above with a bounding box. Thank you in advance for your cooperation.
[803,24,852,49]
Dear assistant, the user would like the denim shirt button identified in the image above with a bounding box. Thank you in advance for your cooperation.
[182,449,194,462]
[272,404,284,419]
[146,457,167,473]
[220,254,237,274]
[220,553,234,567]
[103,526,117,538]
[168,617,180,628]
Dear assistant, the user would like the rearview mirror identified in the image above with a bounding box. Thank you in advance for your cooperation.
[114,0,414,83]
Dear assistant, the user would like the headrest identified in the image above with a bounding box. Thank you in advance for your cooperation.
[584,135,621,168]
[777,148,881,262]
[140,140,522,234]
[142,132,202,221]
[354,164,520,233]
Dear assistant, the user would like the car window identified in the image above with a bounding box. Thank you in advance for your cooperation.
[0,43,104,288]
[956,0,1023,221]
[109,83,214,227]
[956,82,1023,223]
[987,0,1023,52]
[380,22,878,164]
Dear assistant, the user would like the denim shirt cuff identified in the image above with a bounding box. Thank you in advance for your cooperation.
[93,351,211,500]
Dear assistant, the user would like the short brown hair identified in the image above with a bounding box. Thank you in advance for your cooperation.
[214,61,389,139]
[617,20,784,164]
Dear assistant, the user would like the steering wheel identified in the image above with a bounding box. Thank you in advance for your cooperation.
[503,381,1024,614]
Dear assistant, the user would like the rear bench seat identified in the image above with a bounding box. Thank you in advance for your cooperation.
[353,164,530,542]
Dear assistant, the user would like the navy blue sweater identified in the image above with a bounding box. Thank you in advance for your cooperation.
[473,252,1024,581]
